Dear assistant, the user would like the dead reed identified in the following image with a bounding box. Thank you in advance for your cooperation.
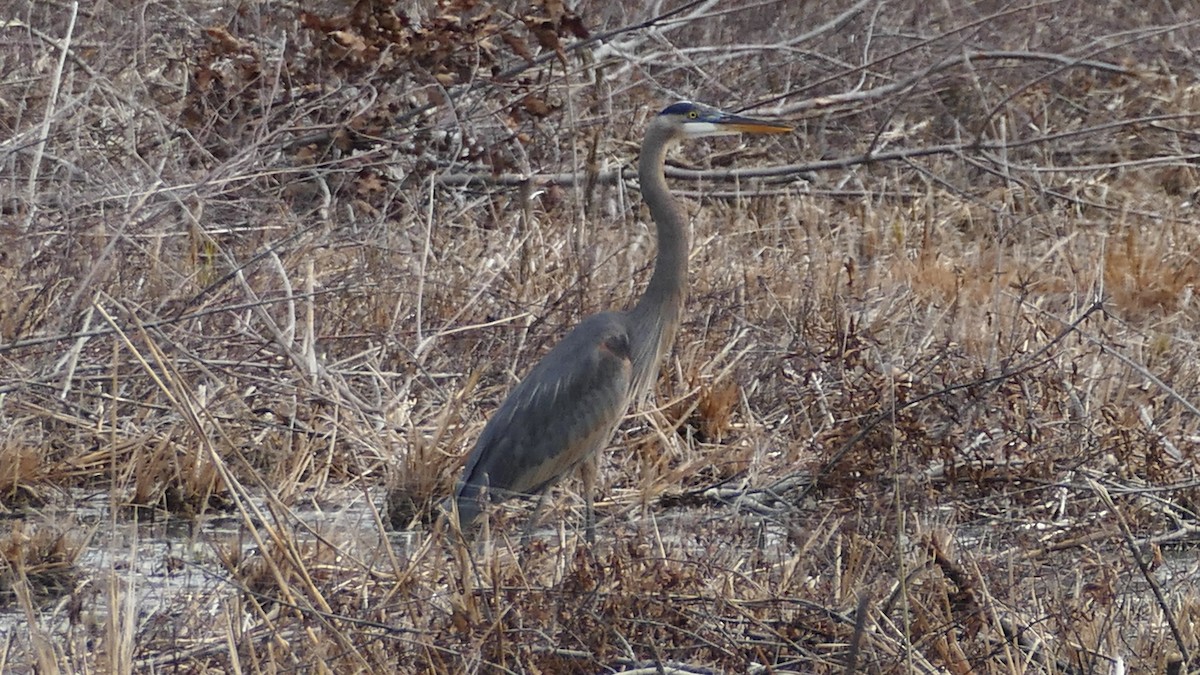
[1,0,1198,672]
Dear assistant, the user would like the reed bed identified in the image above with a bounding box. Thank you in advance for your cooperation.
[1,0,1198,672]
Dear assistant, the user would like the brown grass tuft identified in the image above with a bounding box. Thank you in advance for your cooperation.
[0,522,85,609]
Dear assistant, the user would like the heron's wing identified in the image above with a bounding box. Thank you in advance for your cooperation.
[454,312,633,523]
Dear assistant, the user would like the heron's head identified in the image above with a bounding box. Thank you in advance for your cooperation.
[654,101,792,140]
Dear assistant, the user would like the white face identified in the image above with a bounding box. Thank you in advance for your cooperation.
[681,121,741,138]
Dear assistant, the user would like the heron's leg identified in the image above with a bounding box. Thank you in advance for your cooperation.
[520,491,550,547]
[580,455,597,544]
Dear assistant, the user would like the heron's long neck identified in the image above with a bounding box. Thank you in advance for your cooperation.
[628,125,687,397]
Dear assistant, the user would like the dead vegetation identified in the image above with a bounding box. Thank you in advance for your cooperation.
[1,0,1199,672]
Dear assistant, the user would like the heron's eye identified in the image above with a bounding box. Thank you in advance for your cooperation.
[687,110,698,119]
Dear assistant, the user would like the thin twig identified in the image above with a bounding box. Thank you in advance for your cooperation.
[21,2,77,233]
[1086,477,1191,665]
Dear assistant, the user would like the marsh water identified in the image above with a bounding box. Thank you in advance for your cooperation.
[3,486,1197,670]
[1,487,407,652]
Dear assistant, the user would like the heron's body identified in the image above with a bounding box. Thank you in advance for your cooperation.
[452,102,789,537]
[454,312,633,528]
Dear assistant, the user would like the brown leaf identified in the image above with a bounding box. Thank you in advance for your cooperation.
[204,26,244,55]
[330,30,369,54]
[501,31,534,63]
[294,144,319,163]
[356,171,387,197]
[376,7,405,32]
[524,16,566,65]
[521,94,552,117]
[524,16,558,51]
[299,11,345,32]
[540,0,566,21]
[562,12,590,39]
[193,64,216,91]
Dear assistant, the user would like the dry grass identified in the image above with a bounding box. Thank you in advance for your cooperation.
[2,0,1199,672]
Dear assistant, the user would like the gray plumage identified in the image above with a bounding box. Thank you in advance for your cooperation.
[452,102,791,537]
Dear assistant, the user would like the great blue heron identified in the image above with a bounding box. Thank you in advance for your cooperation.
[451,101,791,539]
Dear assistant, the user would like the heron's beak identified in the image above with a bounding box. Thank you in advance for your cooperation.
[717,112,792,135]
[683,110,792,138]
